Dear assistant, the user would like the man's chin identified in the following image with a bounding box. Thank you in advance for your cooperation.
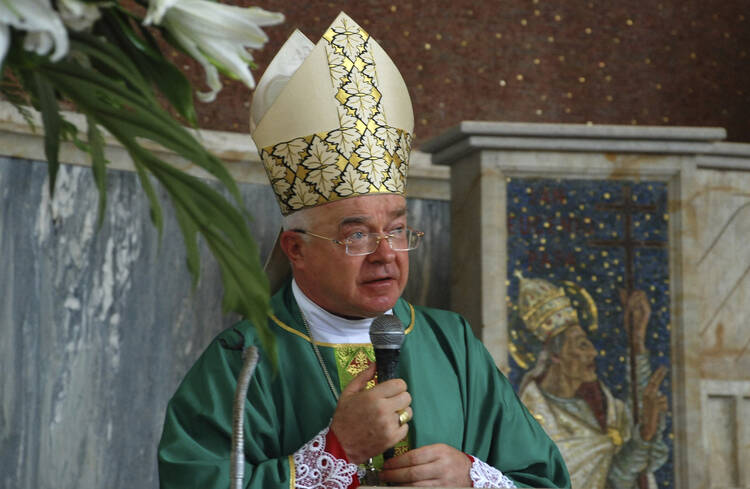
[358,294,400,316]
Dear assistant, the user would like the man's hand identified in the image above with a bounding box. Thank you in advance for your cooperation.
[330,363,411,464]
[379,444,472,487]
[640,366,668,441]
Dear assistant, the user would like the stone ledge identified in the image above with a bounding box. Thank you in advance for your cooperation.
[0,101,450,200]
[421,121,750,170]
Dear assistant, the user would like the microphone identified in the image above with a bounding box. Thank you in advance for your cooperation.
[369,314,405,383]
[369,314,406,461]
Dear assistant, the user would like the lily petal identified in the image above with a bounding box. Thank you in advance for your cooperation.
[143,0,179,26]
[0,23,9,68]
[167,24,222,102]
[145,0,283,97]
[59,0,102,31]
[0,0,68,61]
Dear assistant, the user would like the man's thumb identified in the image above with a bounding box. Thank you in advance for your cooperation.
[341,362,375,396]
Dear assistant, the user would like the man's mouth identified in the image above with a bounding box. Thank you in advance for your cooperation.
[362,276,396,285]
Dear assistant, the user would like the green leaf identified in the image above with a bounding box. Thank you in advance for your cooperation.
[105,9,198,126]
[86,116,109,229]
[70,32,157,104]
[130,145,273,359]
[0,73,36,130]
[30,44,273,358]
[32,72,62,198]
[132,156,164,241]
[173,203,201,289]
[43,56,242,207]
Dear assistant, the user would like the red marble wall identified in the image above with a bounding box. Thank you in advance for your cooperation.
[184,1,750,145]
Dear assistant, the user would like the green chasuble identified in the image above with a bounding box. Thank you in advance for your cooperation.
[158,281,570,489]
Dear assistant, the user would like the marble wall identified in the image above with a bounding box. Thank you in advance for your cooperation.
[0,155,449,488]
[692,166,750,489]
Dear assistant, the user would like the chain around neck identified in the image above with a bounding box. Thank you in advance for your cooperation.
[299,309,340,402]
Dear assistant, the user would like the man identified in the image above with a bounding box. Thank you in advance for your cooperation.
[158,13,569,489]
[515,273,668,489]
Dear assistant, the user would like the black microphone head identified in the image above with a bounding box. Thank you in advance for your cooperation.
[369,315,405,350]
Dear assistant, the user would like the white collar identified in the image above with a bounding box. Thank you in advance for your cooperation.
[291,279,392,344]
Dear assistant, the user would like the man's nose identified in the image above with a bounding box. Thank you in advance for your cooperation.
[368,234,396,262]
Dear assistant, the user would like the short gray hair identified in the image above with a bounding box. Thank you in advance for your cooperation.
[281,207,316,231]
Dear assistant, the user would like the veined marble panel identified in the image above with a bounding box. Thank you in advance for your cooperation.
[701,380,750,488]
[691,169,750,379]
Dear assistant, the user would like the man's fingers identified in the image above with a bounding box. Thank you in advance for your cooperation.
[381,456,439,484]
[380,444,472,487]
[383,445,438,470]
[374,377,409,398]
[340,363,376,396]
[382,391,412,415]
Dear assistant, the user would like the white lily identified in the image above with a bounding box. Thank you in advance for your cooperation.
[0,23,10,66]
[59,0,103,32]
[0,0,68,66]
[144,0,284,102]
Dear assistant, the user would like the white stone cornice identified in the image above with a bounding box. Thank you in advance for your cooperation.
[422,121,750,172]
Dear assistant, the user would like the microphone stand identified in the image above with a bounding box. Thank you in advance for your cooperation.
[231,346,260,489]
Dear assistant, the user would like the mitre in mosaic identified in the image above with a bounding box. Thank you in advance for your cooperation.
[515,271,580,343]
[249,12,414,216]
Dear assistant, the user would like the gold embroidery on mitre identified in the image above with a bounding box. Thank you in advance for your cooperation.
[515,271,579,342]
[260,15,413,215]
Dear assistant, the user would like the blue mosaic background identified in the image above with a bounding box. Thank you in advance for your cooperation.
[505,177,674,489]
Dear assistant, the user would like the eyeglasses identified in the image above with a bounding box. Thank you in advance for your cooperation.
[293,227,425,256]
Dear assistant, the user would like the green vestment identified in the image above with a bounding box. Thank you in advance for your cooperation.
[158,281,570,488]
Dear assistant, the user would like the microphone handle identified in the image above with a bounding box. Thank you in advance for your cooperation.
[375,348,401,460]
[375,349,400,383]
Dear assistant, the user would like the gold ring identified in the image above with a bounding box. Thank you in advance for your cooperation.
[398,409,411,426]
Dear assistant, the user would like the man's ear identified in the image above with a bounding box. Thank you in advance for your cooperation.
[279,230,305,269]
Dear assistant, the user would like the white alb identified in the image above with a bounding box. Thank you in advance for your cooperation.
[469,456,517,488]
[293,427,358,489]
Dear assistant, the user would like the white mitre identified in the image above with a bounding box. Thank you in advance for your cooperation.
[251,12,415,292]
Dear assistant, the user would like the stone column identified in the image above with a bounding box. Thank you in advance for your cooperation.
[423,121,728,489]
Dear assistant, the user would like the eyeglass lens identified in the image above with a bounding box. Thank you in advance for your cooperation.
[346,229,421,255]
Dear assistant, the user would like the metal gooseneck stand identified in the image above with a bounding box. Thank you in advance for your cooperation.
[230,346,260,489]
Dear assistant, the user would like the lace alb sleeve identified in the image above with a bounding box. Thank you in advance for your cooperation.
[468,455,517,488]
[291,426,359,489]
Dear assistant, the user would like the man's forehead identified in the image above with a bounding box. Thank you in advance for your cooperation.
[316,195,407,225]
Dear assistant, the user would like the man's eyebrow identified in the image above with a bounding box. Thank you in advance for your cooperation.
[339,216,369,227]
[337,207,407,228]
[391,207,407,218]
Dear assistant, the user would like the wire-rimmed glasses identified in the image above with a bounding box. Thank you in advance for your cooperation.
[292,227,424,256]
